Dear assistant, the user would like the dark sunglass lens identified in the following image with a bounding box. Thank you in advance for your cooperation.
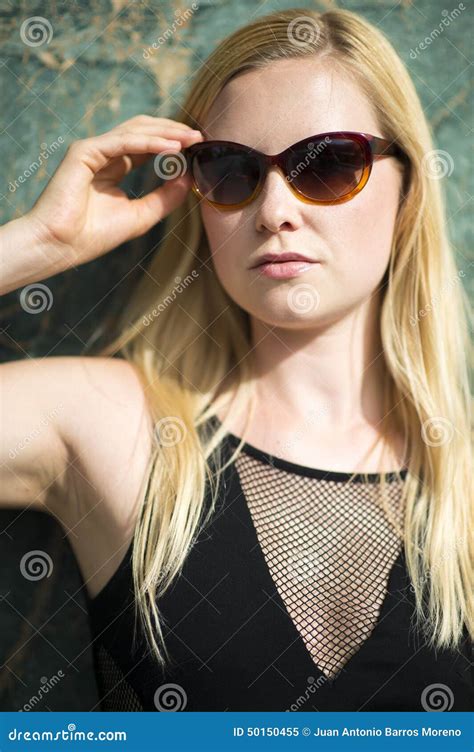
[192,145,260,205]
[288,138,365,201]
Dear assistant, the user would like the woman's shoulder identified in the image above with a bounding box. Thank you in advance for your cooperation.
[37,354,153,458]
[58,354,154,495]
[48,355,155,597]
[1,353,155,597]
[0,354,151,514]
[56,354,149,424]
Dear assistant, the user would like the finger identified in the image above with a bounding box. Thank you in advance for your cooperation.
[111,125,203,143]
[90,131,202,167]
[113,115,201,131]
[94,131,202,180]
[69,134,184,175]
[127,172,194,237]
[95,151,158,181]
[95,154,145,182]
[47,135,183,201]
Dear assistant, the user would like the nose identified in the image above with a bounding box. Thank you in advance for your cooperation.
[254,165,301,232]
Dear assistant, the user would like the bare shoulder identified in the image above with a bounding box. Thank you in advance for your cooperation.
[1,352,146,404]
[3,353,152,450]
[53,355,151,429]
[2,355,155,596]
[1,353,154,521]
[52,355,154,523]
[46,355,155,594]
[61,354,154,472]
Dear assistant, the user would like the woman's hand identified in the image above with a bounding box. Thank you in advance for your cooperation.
[25,114,203,265]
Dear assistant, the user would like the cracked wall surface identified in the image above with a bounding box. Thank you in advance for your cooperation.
[0,0,472,710]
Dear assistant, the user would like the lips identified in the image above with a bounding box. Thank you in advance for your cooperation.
[255,258,320,280]
[252,252,318,268]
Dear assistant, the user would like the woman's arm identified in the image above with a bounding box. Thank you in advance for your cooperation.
[0,213,79,295]
[1,356,78,512]
[0,115,201,512]
[0,355,153,521]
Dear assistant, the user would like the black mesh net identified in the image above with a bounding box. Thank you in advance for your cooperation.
[234,451,406,680]
[94,643,144,711]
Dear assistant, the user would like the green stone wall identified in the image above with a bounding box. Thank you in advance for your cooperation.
[0,0,472,710]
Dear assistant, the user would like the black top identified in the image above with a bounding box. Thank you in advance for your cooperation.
[86,423,473,711]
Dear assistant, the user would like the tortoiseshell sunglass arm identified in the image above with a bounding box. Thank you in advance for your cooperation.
[365,134,405,160]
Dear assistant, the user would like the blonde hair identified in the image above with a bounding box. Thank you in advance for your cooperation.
[97,7,473,666]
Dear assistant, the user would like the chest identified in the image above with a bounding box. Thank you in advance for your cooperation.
[89,453,472,711]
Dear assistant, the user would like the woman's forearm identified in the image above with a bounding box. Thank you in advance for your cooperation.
[0,214,75,296]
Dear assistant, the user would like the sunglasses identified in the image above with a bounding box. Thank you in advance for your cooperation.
[182,131,405,210]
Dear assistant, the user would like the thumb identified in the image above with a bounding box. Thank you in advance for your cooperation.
[130,172,194,236]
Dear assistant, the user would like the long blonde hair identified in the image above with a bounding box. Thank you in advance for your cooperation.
[97,7,473,666]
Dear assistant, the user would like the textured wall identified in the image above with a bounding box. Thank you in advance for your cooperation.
[0,0,472,710]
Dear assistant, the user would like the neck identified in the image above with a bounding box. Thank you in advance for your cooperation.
[246,289,389,432]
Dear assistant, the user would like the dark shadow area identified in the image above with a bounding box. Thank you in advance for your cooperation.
[0,509,98,711]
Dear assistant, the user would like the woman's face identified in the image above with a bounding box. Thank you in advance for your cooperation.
[199,59,404,330]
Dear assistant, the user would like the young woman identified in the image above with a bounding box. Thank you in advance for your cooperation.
[1,8,472,712]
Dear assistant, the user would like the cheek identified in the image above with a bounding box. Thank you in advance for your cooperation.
[331,164,401,289]
[201,206,246,287]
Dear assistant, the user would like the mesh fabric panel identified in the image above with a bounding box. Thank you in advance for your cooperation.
[234,452,406,680]
[94,643,144,711]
